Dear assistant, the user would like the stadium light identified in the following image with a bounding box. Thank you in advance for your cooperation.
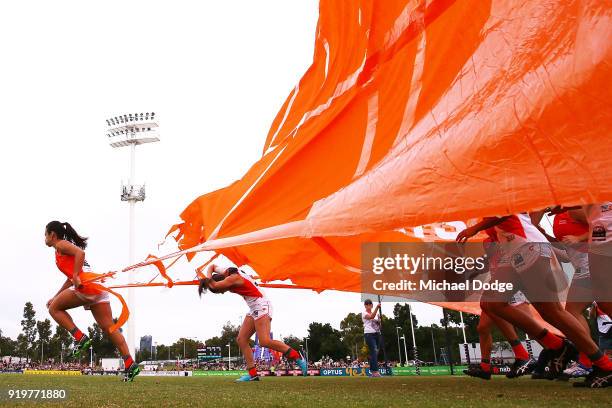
[431,329,437,365]
[407,303,420,375]
[395,327,402,366]
[226,344,231,370]
[459,311,469,365]
[459,312,467,343]
[400,336,408,366]
[105,112,160,358]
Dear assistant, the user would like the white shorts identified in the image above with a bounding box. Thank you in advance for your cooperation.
[565,246,590,281]
[245,297,273,321]
[509,243,553,273]
[508,290,528,306]
[490,249,511,271]
[71,288,110,310]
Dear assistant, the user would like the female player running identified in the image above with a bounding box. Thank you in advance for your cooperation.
[45,221,139,382]
[465,236,536,380]
[199,263,307,382]
[533,208,594,378]
[457,213,612,388]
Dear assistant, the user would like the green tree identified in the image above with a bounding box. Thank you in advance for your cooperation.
[444,310,479,343]
[306,323,347,361]
[156,344,171,360]
[0,329,17,357]
[168,338,200,361]
[35,319,52,362]
[137,348,151,362]
[379,314,398,362]
[339,312,364,360]
[282,335,303,352]
[392,303,419,360]
[20,302,37,360]
[87,323,117,359]
[411,324,448,364]
[16,334,28,358]
[438,308,463,364]
[48,326,73,363]
[204,322,241,359]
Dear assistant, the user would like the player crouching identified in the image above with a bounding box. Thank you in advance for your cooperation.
[198,264,308,382]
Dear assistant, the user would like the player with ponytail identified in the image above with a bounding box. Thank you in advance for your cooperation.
[44,221,140,382]
[199,264,308,382]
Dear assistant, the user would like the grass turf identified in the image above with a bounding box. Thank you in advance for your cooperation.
[0,374,609,407]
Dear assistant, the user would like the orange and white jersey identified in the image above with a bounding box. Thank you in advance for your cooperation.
[492,213,547,254]
[231,269,273,320]
[55,250,101,296]
[230,269,265,300]
[553,212,589,239]
[553,212,589,280]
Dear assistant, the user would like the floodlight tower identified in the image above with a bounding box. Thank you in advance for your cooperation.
[105,112,159,357]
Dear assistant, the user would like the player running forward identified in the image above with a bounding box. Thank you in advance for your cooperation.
[465,238,535,380]
[44,221,139,382]
[533,209,594,379]
[466,293,536,380]
[457,214,612,388]
[199,264,307,382]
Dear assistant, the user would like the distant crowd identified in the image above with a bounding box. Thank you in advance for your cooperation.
[1,357,409,373]
[0,361,89,371]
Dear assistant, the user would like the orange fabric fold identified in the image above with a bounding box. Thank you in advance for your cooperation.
[145,254,174,288]
[114,0,611,328]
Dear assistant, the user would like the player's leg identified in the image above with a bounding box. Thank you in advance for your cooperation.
[480,267,547,341]
[90,301,138,381]
[478,312,494,365]
[464,311,494,379]
[254,316,290,353]
[48,289,90,356]
[565,300,592,335]
[254,315,307,375]
[236,315,258,381]
[563,280,594,377]
[550,294,612,388]
[488,302,535,377]
[487,252,570,368]
[519,257,612,385]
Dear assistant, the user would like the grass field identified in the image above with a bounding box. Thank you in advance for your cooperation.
[0,374,609,407]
